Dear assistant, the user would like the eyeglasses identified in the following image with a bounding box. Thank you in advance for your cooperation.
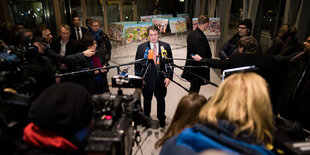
[305,40,310,43]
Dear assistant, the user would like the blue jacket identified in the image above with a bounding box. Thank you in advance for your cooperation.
[160,120,275,155]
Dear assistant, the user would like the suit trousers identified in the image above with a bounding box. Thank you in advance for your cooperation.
[142,86,167,122]
[189,80,202,93]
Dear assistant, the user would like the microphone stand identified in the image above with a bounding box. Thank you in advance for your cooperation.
[56,58,145,77]
[161,71,189,92]
[142,60,152,79]
[169,58,218,87]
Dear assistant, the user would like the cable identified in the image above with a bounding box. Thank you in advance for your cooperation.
[134,130,143,155]
[134,130,152,155]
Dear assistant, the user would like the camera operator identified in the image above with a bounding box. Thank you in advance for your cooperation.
[16,24,57,97]
[17,24,95,97]
[20,82,94,154]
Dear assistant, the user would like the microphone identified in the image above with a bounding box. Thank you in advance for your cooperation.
[161,46,169,73]
[142,49,154,79]
[154,47,160,77]
[148,49,154,62]
[161,46,168,59]
[144,47,150,60]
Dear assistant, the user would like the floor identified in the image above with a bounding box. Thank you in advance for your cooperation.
[107,32,222,155]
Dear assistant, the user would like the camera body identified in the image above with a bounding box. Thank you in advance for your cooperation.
[85,70,147,155]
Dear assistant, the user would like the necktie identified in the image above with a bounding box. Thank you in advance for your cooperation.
[153,44,157,63]
[76,28,81,40]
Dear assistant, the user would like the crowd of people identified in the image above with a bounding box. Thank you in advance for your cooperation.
[0,13,310,155]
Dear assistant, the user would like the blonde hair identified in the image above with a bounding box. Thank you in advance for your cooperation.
[155,93,207,148]
[199,72,274,144]
[198,15,209,24]
[58,24,71,33]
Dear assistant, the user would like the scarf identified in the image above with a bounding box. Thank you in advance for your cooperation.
[89,28,102,42]
[90,53,103,84]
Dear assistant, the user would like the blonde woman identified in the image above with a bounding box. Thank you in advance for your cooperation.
[160,73,275,155]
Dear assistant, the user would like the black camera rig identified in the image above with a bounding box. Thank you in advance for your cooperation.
[85,68,148,155]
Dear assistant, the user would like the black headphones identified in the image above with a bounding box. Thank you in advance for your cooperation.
[281,24,292,40]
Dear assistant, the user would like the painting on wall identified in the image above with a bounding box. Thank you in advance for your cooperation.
[151,18,169,33]
[140,14,173,22]
[169,17,187,33]
[177,13,190,23]
[108,23,124,41]
[124,23,151,44]
[192,17,220,39]
[206,18,220,39]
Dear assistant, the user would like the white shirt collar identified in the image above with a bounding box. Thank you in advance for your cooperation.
[150,42,159,54]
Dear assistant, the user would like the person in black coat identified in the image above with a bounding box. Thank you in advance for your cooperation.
[51,25,79,82]
[135,25,173,128]
[266,24,302,56]
[88,19,111,67]
[218,18,262,60]
[181,15,212,93]
[70,16,88,41]
[192,36,283,113]
[44,34,108,94]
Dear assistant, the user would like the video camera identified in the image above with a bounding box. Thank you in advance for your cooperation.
[85,68,148,155]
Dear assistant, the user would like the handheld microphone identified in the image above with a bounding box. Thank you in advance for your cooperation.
[161,46,168,59]
[148,49,154,61]
[144,47,150,59]
[160,46,168,73]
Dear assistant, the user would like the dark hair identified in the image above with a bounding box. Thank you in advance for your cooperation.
[33,24,48,37]
[279,24,297,40]
[147,25,159,35]
[85,17,93,28]
[155,93,207,148]
[198,15,209,24]
[72,16,80,21]
[80,33,95,51]
[238,36,258,53]
[89,19,100,26]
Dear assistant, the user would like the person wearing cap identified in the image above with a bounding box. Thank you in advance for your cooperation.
[21,82,94,154]
[219,18,261,60]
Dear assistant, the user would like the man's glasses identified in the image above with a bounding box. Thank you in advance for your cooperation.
[305,40,310,43]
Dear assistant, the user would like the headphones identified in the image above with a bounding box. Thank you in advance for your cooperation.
[280,24,292,40]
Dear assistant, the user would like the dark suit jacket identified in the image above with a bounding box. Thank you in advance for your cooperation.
[181,27,212,84]
[70,26,88,40]
[135,41,173,90]
[50,38,78,56]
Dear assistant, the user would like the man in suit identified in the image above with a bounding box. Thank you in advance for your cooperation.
[71,16,88,40]
[135,25,173,128]
[181,15,212,93]
[51,24,78,82]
